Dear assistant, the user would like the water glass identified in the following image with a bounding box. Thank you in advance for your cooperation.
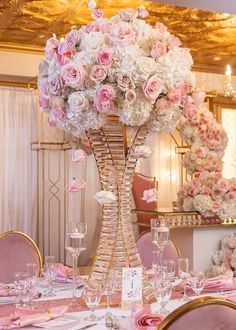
[178,258,190,301]
[25,263,38,307]
[189,271,205,296]
[151,218,169,265]
[155,281,172,316]
[43,256,57,297]
[102,271,116,326]
[162,259,175,280]
[13,272,28,307]
[83,283,102,322]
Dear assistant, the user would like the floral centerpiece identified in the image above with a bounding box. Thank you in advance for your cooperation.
[208,232,236,277]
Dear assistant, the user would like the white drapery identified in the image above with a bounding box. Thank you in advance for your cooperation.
[0,87,37,239]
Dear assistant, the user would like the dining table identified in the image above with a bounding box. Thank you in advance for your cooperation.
[1,274,236,329]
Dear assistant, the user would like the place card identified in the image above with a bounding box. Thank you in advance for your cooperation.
[121,267,142,309]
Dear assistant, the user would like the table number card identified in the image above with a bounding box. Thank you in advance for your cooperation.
[121,267,142,308]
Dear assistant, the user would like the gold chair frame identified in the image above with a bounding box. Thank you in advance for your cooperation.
[0,230,43,275]
[158,296,236,329]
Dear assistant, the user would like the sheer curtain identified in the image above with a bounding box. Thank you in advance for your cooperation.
[0,87,37,239]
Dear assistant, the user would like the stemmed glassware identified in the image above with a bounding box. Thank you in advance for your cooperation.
[82,283,102,322]
[178,258,190,301]
[25,263,38,308]
[102,270,116,327]
[189,271,205,296]
[151,218,169,266]
[154,281,172,316]
[13,272,28,307]
[162,259,175,281]
[43,256,57,297]
[65,222,87,305]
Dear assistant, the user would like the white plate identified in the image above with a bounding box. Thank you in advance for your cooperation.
[0,296,16,304]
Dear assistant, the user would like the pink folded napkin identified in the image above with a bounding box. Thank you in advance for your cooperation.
[55,263,84,286]
[0,284,16,297]
[131,304,163,330]
[0,305,68,329]
[203,275,236,292]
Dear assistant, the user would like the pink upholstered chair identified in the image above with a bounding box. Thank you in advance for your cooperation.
[136,232,180,271]
[158,296,236,330]
[0,231,42,283]
[132,173,157,234]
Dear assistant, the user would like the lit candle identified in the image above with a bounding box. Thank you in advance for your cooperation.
[226,65,232,82]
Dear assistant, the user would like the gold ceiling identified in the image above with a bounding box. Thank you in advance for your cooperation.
[0,0,236,73]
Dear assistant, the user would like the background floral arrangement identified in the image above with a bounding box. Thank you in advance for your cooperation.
[208,232,236,277]
[177,105,236,219]
[37,6,203,137]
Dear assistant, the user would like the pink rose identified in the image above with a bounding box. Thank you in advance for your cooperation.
[155,98,171,115]
[38,78,51,100]
[44,36,59,60]
[65,178,86,192]
[225,191,236,201]
[48,114,56,127]
[168,35,182,49]
[57,49,75,66]
[143,74,163,100]
[215,172,222,180]
[94,84,116,113]
[217,178,230,193]
[100,21,113,33]
[48,73,64,95]
[150,42,167,58]
[38,96,49,111]
[52,108,65,121]
[90,65,107,83]
[201,186,211,195]
[117,72,134,91]
[61,62,85,88]
[71,149,87,162]
[119,8,137,21]
[192,91,206,105]
[95,49,113,67]
[110,22,137,46]
[138,7,149,18]
[65,29,80,48]
[155,22,168,33]
[199,171,210,181]
[125,90,136,102]
[183,103,197,119]
[92,9,103,20]
[167,88,182,105]
[86,21,101,33]
[212,200,221,213]
[49,96,65,109]
[141,188,158,203]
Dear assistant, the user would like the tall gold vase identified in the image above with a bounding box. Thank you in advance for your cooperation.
[85,116,155,303]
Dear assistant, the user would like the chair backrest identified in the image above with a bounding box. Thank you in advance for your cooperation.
[132,173,157,233]
[0,231,42,283]
[158,296,236,330]
[136,232,180,271]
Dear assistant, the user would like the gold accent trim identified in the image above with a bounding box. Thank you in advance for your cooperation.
[0,80,37,89]
[0,230,43,275]
[0,42,44,55]
[158,296,236,330]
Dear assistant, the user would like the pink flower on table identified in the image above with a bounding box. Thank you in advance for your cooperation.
[94,84,116,113]
[119,8,138,22]
[52,108,65,121]
[70,149,87,163]
[180,83,190,96]
[167,88,182,105]
[131,304,163,330]
[192,91,206,105]
[44,36,59,60]
[95,49,113,67]
[143,74,163,100]
[48,73,64,95]
[110,22,137,46]
[141,188,158,203]
[183,103,197,119]
[167,35,182,49]
[65,178,86,192]
[150,42,167,58]
[92,9,103,20]
[217,178,230,193]
[61,62,85,89]
[38,96,49,111]
[125,90,136,102]
[89,65,107,83]
[117,72,134,92]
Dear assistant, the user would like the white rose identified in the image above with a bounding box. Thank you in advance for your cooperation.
[68,91,89,111]
[80,32,104,51]
[136,56,157,80]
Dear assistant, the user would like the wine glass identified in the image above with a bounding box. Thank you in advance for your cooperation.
[102,271,116,327]
[43,256,57,297]
[151,218,169,266]
[162,259,175,280]
[25,263,38,308]
[189,271,205,296]
[154,281,172,316]
[13,272,28,307]
[82,283,102,322]
[65,222,87,305]
[178,258,190,301]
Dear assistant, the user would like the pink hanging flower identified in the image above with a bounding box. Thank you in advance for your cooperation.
[92,9,103,20]
[70,149,87,162]
[141,188,158,203]
[65,178,86,192]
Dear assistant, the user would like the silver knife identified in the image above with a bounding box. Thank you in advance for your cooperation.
[76,323,97,330]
